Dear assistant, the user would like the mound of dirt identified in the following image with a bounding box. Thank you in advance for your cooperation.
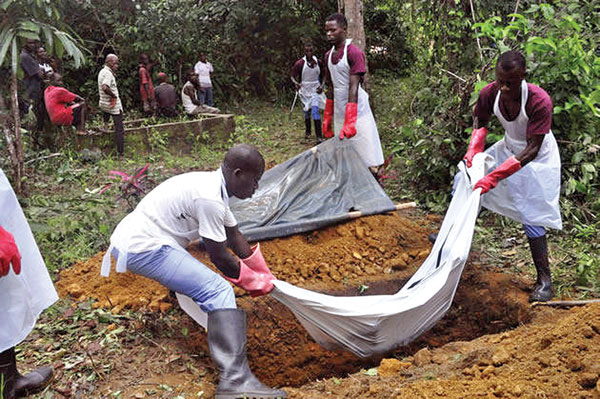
[56,211,432,309]
[287,303,600,398]
[55,252,172,314]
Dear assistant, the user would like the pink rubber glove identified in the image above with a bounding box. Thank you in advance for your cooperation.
[242,243,275,280]
[0,226,21,277]
[463,127,488,168]
[225,260,274,297]
[340,102,357,139]
[474,156,522,194]
[322,99,334,138]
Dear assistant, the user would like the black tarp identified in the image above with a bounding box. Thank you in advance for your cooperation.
[230,139,395,241]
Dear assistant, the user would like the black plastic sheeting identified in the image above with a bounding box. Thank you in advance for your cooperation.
[230,139,395,242]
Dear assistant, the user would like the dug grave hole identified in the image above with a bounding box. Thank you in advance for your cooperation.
[56,211,533,387]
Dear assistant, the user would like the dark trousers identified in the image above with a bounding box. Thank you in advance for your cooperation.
[198,87,214,106]
[26,89,47,148]
[103,111,124,155]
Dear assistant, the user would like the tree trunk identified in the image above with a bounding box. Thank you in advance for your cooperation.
[2,71,25,194]
[338,0,370,89]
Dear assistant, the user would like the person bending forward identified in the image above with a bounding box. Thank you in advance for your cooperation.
[465,50,562,302]
[102,144,286,399]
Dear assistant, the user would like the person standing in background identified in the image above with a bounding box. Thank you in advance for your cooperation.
[194,52,215,107]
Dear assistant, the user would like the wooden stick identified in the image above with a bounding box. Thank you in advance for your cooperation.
[348,202,417,219]
[469,0,484,62]
[532,299,600,307]
[24,152,63,165]
[440,68,467,83]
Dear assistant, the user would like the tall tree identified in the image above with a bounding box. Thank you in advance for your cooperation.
[0,0,85,194]
[338,0,369,85]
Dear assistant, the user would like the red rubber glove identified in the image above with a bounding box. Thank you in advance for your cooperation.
[474,156,522,194]
[340,102,358,139]
[0,226,21,277]
[242,243,275,280]
[225,260,274,297]
[110,97,117,108]
[322,99,334,138]
[463,127,488,168]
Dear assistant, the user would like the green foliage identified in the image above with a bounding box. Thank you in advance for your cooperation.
[59,0,335,108]
[363,0,414,72]
[0,0,86,70]
[571,223,600,289]
[148,126,169,154]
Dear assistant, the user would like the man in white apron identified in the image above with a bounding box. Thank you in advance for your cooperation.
[1,169,58,398]
[322,13,384,177]
[467,51,562,302]
[291,43,326,143]
[102,144,286,399]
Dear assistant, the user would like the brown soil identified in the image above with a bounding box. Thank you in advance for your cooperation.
[287,303,600,399]
[52,211,598,399]
[56,212,433,308]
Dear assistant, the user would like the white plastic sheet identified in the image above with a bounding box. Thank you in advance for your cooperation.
[0,169,58,352]
[269,154,491,357]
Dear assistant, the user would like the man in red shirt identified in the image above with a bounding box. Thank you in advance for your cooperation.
[139,53,156,115]
[43,73,89,136]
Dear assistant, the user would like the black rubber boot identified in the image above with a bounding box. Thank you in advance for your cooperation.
[0,347,18,399]
[0,347,53,399]
[528,235,554,302]
[304,118,311,140]
[428,233,438,244]
[208,309,287,399]
[314,119,324,143]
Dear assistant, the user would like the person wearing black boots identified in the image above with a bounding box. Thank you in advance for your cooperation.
[431,51,561,302]
[291,43,325,144]
[1,168,59,398]
[102,145,286,399]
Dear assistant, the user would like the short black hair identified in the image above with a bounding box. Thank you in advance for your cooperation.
[186,69,196,80]
[497,51,526,72]
[223,144,265,174]
[326,12,347,29]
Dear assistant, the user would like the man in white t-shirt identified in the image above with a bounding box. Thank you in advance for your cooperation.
[102,144,286,399]
[194,52,215,107]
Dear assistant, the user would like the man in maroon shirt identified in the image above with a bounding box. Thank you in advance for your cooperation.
[464,51,561,302]
[44,73,89,136]
[291,43,325,142]
[322,13,384,176]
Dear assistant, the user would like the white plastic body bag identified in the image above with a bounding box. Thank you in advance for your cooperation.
[269,154,490,357]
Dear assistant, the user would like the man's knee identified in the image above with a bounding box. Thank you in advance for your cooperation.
[195,276,236,312]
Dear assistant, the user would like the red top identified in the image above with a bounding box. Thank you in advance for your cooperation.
[139,65,155,101]
[44,85,77,125]
[474,82,553,136]
[324,43,366,75]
